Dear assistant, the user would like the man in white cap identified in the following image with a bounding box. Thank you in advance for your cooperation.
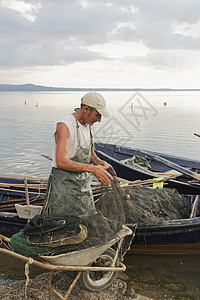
[43,92,113,217]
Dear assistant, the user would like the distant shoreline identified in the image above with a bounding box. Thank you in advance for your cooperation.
[0,83,200,92]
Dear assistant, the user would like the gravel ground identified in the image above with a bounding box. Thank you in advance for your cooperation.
[0,271,152,300]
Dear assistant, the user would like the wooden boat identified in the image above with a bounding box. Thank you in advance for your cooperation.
[0,174,47,233]
[127,216,200,254]
[94,142,200,195]
[1,174,200,254]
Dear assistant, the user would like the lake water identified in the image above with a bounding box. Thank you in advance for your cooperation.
[1,90,200,178]
[1,91,200,299]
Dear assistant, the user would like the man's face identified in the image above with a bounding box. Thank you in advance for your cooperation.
[84,107,102,125]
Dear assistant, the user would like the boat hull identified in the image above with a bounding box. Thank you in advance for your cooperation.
[0,176,45,233]
[0,212,26,234]
[1,175,200,254]
[95,143,200,195]
[2,216,200,254]
[128,218,200,254]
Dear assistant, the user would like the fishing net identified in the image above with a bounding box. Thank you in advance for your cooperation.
[123,186,191,225]
[10,167,192,257]
[121,155,151,170]
[10,167,126,256]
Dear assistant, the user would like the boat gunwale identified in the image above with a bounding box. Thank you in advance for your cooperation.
[127,217,200,233]
[95,142,200,165]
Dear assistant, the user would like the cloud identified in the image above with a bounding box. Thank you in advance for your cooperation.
[0,39,102,67]
[132,49,200,71]
[110,0,200,50]
[0,0,42,21]
[1,0,200,87]
[0,0,135,67]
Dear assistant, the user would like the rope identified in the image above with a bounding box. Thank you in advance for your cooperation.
[24,258,34,299]
[43,179,52,213]
[122,224,137,261]
[32,184,42,201]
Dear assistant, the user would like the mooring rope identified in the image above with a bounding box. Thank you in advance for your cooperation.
[25,258,34,299]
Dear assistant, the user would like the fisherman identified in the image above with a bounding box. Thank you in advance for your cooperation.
[43,92,113,217]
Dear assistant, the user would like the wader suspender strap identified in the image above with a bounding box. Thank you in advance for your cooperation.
[74,111,93,150]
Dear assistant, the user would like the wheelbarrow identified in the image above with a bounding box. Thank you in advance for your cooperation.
[0,224,136,299]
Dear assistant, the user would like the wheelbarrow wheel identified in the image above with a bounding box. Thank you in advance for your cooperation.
[79,247,118,292]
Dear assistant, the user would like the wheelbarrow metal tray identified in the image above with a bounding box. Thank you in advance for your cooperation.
[40,225,133,266]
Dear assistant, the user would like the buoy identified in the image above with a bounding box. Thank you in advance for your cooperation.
[142,213,147,219]
[124,194,130,200]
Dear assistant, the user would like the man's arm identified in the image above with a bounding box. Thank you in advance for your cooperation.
[91,149,111,168]
[55,123,113,184]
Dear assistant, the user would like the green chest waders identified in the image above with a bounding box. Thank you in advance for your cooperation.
[43,113,96,217]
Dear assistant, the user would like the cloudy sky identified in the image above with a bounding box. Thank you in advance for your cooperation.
[1,0,200,88]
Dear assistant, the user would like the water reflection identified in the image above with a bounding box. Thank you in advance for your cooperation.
[0,245,45,283]
[125,254,200,299]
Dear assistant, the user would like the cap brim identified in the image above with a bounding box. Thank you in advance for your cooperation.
[96,108,111,117]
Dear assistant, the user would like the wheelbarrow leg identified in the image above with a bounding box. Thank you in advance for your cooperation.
[45,271,82,300]
[63,271,82,300]
[49,272,52,300]
[112,238,124,267]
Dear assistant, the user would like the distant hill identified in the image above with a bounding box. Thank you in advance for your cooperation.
[0,84,200,92]
[0,84,72,91]
[0,84,126,91]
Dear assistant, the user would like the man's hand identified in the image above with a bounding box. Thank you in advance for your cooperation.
[99,160,111,168]
[92,165,113,185]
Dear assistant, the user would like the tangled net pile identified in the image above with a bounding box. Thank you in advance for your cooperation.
[123,186,191,225]
[10,167,192,257]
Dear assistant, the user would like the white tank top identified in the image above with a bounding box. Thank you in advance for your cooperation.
[52,113,93,168]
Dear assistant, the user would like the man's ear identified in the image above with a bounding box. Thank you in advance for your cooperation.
[83,105,90,113]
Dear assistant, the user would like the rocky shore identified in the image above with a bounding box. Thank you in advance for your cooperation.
[0,271,151,300]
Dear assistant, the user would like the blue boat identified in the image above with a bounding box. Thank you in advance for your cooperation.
[94,142,200,195]
[0,175,46,234]
[127,217,200,254]
[0,174,200,254]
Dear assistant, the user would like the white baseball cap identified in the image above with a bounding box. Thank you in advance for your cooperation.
[81,92,111,117]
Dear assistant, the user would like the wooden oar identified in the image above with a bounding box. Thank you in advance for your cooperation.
[140,150,200,182]
[132,162,182,177]
[14,178,43,220]
[0,200,44,212]
[122,175,174,187]
[24,177,29,206]
[190,195,199,218]
[0,196,44,206]
[41,154,52,161]
[0,182,47,189]
[0,173,48,182]
[0,187,46,196]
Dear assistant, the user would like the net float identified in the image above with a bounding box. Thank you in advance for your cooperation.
[124,194,130,200]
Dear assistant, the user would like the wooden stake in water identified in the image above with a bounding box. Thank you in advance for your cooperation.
[194,133,200,138]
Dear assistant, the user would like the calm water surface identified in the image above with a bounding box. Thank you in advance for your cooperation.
[1,91,200,299]
[1,90,200,177]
